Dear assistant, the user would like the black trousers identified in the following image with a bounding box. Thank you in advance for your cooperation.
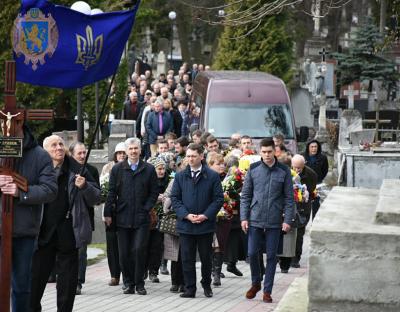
[145,229,163,275]
[295,226,306,263]
[117,226,149,289]
[31,228,78,312]
[106,231,121,279]
[171,251,184,286]
[179,233,213,294]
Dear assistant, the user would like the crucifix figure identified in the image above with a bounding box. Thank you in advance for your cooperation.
[0,60,55,312]
[0,111,21,137]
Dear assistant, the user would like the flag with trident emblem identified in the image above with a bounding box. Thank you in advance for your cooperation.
[12,0,140,88]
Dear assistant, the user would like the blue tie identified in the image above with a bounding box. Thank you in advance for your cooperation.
[131,164,137,171]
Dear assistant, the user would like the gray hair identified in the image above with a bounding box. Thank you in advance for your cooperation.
[125,137,141,149]
[43,134,65,151]
[69,141,85,155]
[291,154,305,165]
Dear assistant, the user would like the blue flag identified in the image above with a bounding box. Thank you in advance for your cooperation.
[12,0,139,88]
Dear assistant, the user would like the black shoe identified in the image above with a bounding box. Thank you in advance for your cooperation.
[219,272,225,278]
[123,287,135,294]
[122,284,129,291]
[160,262,169,275]
[213,275,221,286]
[136,287,147,295]
[180,292,195,298]
[203,288,213,298]
[48,275,56,283]
[76,285,82,295]
[149,274,160,283]
[281,269,289,273]
[291,262,300,268]
[227,266,243,277]
[170,285,179,293]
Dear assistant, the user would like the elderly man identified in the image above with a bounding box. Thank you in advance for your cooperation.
[146,101,174,157]
[104,138,159,295]
[30,135,101,312]
[123,91,142,121]
[69,142,100,295]
[0,125,57,312]
[241,138,294,303]
[288,154,317,269]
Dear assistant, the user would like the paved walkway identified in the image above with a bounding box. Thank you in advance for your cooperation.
[41,234,309,312]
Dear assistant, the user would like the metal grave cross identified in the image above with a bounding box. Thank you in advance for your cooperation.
[343,85,359,110]
[319,47,330,63]
[0,60,53,312]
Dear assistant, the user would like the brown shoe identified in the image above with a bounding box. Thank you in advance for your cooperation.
[108,278,119,286]
[245,283,261,299]
[263,292,272,303]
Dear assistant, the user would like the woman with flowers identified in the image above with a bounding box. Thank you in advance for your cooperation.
[100,142,126,287]
[206,152,230,287]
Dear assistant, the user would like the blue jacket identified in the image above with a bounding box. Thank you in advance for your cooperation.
[240,158,295,229]
[171,165,224,235]
[146,110,174,144]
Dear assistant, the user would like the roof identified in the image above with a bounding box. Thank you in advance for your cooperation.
[197,70,282,82]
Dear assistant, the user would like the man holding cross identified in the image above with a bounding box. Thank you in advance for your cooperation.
[0,124,58,312]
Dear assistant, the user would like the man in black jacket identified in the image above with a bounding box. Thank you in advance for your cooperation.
[0,124,57,312]
[69,142,100,295]
[30,135,101,312]
[104,138,159,295]
[303,139,329,220]
[289,154,317,269]
[171,143,224,299]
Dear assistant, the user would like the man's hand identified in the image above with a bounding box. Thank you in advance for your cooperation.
[104,217,112,226]
[193,214,208,223]
[1,182,19,197]
[186,214,198,223]
[75,174,86,189]
[0,175,13,188]
[282,223,291,233]
[241,220,249,233]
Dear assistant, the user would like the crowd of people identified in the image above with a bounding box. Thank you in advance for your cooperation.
[99,128,328,303]
[1,61,330,311]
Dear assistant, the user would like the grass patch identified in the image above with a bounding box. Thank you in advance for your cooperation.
[87,243,107,266]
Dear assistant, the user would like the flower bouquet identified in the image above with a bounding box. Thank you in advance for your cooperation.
[291,169,309,203]
[218,168,245,219]
[100,172,110,203]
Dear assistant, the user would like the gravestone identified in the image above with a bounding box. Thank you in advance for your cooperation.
[309,179,400,312]
[110,119,135,138]
[156,51,167,77]
[338,109,363,150]
[291,88,314,128]
[108,133,126,161]
[53,130,77,148]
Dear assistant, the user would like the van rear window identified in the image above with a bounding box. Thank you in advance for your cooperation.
[207,103,294,139]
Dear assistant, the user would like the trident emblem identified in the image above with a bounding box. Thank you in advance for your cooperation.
[75,25,103,70]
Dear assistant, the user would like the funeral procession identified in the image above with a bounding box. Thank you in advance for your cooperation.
[1,0,400,311]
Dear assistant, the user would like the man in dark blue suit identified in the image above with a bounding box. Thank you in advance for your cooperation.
[171,144,224,298]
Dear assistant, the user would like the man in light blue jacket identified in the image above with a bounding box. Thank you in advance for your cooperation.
[240,138,294,303]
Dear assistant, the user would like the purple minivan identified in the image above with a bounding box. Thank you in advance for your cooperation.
[191,71,297,153]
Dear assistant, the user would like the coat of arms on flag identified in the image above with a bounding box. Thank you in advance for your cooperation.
[12,8,58,71]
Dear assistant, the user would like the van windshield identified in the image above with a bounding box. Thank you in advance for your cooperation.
[207,103,294,139]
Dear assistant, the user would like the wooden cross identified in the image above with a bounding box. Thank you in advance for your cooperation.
[0,60,53,312]
[343,85,360,109]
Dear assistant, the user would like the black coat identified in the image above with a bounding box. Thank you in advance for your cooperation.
[296,165,318,224]
[171,108,183,138]
[171,165,224,235]
[86,164,99,231]
[104,159,159,228]
[303,139,329,184]
[0,125,57,238]
[38,156,101,248]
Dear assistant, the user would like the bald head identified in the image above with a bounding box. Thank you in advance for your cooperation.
[291,154,305,173]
